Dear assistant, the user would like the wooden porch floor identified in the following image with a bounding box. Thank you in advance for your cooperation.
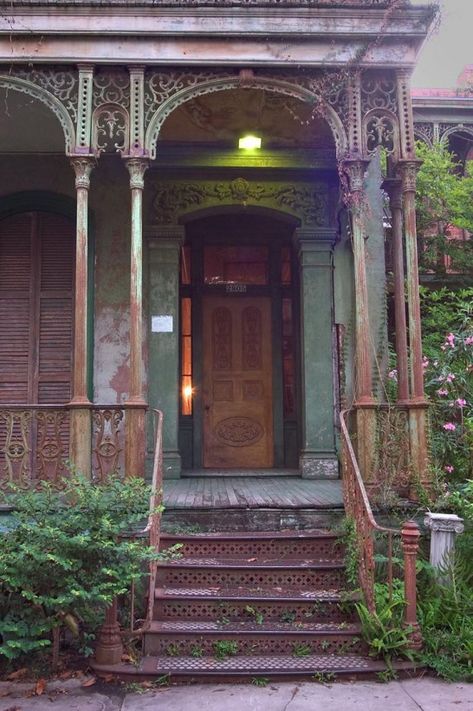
[163,476,343,510]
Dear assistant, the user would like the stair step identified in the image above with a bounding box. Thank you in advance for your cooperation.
[147,620,361,634]
[144,620,364,656]
[156,558,346,589]
[94,653,416,681]
[155,587,352,601]
[154,588,358,624]
[160,530,343,559]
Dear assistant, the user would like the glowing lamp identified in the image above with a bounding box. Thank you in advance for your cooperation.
[238,134,262,150]
[183,384,193,399]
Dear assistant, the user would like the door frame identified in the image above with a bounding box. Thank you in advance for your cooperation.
[178,214,300,470]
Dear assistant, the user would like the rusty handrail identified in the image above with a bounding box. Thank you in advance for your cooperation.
[340,409,422,649]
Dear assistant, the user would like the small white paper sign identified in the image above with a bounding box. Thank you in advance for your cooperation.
[152,315,173,333]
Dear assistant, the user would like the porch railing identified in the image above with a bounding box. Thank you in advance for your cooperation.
[340,409,422,649]
[0,403,127,488]
[94,409,164,665]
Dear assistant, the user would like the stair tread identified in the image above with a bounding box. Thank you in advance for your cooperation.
[148,620,361,634]
[155,586,357,601]
[161,557,344,568]
[161,529,339,541]
[140,653,410,675]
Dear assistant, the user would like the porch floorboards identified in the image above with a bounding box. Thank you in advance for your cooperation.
[163,476,343,510]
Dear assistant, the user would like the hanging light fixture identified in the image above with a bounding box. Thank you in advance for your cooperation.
[238,134,262,150]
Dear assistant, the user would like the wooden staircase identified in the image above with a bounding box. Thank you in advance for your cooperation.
[94,527,407,681]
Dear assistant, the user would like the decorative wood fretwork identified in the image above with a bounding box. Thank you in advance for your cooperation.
[242,306,262,370]
[361,70,399,157]
[92,407,125,481]
[152,178,328,226]
[92,68,131,155]
[0,407,70,490]
[413,121,434,147]
[212,308,232,371]
[0,67,78,153]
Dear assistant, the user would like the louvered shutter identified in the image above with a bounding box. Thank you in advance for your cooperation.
[0,213,33,403]
[0,211,75,405]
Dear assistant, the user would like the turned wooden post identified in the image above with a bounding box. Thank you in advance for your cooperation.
[95,598,123,665]
[401,520,423,650]
[383,178,409,404]
[69,157,95,477]
[124,157,149,477]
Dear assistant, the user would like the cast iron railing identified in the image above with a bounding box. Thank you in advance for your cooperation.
[94,409,164,665]
[0,403,127,487]
[340,409,422,649]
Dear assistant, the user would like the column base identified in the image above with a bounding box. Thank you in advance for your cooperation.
[163,450,182,479]
[300,454,339,479]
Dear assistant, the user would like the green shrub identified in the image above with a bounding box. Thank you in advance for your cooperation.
[0,474,163,662]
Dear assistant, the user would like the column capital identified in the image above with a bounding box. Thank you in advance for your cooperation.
[396,159,423,194]
[70,156,96,189]
[146,224,186,244]
[341,158,370,194]
[293,226,337,249]
[125,157,149,190]
[424,512,464,535]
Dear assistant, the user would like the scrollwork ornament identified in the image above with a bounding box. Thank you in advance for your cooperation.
[70,156,96,189]
[93,70,130,109]
[125,157,149,190]
[92,104,129,155]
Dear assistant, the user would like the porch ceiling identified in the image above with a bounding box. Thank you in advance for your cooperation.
[0,87,65,153]
[159,88,334,150]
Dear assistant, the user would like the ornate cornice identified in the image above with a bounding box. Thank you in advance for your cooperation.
[424,513,465,535]
[151,177,329,226]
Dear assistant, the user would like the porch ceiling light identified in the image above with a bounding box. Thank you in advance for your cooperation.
[238,134,262,150]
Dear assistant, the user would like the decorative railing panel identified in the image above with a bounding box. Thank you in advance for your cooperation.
[92,406,126,481]
[0,406,70,490]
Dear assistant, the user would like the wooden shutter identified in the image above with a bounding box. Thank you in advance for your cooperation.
[0,211,75,405]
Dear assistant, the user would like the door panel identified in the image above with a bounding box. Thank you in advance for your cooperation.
[202,296,273,468]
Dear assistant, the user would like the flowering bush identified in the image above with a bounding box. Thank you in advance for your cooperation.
[421,288,473,483]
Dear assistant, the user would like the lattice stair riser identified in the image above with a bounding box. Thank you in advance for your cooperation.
[144,633,366,657]
[154,599,356,623]
[156,568,346,590]
[160,538,344,560]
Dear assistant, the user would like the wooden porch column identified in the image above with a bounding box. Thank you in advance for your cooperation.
[343,159,374,406]
[343,159,376,484]
[293,227,338,479]
[383,178,409,404]
[397,160,430,487]
[69,157,95,477]
[124,157,149,477]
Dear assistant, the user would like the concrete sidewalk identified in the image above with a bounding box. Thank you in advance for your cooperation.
[0,677,471,711]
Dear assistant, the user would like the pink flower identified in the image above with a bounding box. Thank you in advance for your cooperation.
[446,374,456,383]
[444,465,454,474]
[422,357,429,369]
[445,333,455,348]
[443,422,456,431]
[437,388,449,396]
[456,398,467,408]
[465,336,473,346]
[388,369,398,381]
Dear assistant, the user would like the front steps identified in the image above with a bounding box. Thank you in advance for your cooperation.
[93,528,411,682]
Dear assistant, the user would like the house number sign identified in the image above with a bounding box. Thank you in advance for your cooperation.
[226,284,247,293]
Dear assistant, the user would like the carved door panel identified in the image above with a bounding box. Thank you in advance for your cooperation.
[202,296,273,469]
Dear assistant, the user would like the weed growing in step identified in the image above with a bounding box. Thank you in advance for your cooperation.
[213,640,238,660]
[252,677,269,686]
[292,643,311,657]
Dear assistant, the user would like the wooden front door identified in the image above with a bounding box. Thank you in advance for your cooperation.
[202,295,273,468]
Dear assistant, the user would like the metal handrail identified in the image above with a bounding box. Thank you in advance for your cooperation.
[340,408,421,648]
[129,409,164,634]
